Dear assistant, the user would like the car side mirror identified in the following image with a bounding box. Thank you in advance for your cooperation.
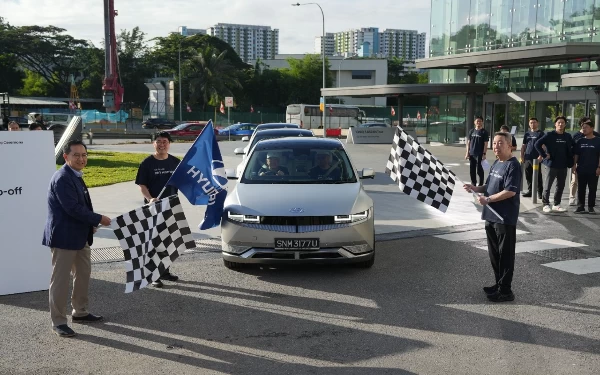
[360,168,375,179]
[225,168,238,180]
[241,136,249,142]
[234,147,246,155]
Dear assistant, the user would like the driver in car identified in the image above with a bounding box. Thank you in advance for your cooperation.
[309,151,342,180]
[258,153,289,176]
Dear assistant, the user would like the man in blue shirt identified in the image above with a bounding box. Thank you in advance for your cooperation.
[573,120,600,214]
[465,116,489,186]
[464,132,521,302]
[569,117,600,206]
[520,118,544,199]
[535,116,574,213]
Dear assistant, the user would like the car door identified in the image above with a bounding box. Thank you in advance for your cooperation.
[190,125,205,136]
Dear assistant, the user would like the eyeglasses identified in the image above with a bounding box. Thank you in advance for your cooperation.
[70,153,88,159]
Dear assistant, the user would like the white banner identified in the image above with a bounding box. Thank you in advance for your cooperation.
[0,131,55,295]
[346,127,397,144]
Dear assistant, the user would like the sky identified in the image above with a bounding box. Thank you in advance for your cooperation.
[1,0,431,54]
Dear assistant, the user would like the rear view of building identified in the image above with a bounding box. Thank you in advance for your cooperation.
[206,23,279,62]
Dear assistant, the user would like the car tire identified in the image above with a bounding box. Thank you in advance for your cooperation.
[223,259,246,270]
[354,251,375,269]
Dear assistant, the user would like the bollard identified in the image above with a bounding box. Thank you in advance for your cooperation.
[532,158,539,204]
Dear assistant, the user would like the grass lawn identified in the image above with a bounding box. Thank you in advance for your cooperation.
[57,151,148,188]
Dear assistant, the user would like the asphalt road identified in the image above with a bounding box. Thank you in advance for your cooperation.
[1,140,599,374]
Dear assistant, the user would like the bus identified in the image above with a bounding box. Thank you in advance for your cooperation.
[286,104,364,129]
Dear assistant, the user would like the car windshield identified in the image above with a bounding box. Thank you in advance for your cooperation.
[249,132,312,150]
[171,123,190,130]
[241,145,357,184]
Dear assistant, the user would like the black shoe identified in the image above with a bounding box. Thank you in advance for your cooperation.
[52,324,76,337]
[161,272,179,282]
[151,280,164,288]
[483,285,498,295]
[487,291,515,302]
[574,206,587,214]
[72,313,104,323]
[589,207,596,214]
[522,191,532,197]
[538,193,543,199]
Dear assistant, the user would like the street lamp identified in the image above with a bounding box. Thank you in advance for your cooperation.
[292,2,326,137]
[178,34,183,122]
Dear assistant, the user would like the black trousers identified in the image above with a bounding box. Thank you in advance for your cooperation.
[485,221,516,294]
[523,159,543,195]
[577,173,599,208]
[542,165,568,206]
[469,155,485,185]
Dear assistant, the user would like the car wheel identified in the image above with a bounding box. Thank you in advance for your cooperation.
[223,259,246,270]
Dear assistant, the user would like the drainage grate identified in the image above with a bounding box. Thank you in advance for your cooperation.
[529,247,598,262]
[90,239,222,264]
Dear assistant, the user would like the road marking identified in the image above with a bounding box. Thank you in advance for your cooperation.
[542,257,600,275]
[475,238,588,253]
[435,229,528,242]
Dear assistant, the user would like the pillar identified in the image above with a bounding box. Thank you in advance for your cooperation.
[466,66,478,136]
[595,88,600,133]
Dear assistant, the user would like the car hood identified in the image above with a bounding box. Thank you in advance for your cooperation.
[226,182,372,216]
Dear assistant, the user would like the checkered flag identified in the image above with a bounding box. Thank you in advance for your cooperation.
[385,126,456,213]
[111,195,196,293]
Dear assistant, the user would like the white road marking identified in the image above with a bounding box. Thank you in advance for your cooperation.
[542,257,600,275]
[435,229,528,242]
[475,238,588,253]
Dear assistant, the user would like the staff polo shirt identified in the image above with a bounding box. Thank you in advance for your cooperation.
[483,157,521,226]
[468,128,489,156]
[574,137,600,174]
[522,130,544,160]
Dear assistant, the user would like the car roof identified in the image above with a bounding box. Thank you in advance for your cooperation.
[254,137,342,150]
[253,128,312,137]
[255,123,299,129]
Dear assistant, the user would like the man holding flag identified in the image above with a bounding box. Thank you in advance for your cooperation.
[135,131,181,288]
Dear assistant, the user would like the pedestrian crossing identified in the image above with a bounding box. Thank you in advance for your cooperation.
[434,229,600,275]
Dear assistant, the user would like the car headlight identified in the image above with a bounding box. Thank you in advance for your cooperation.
[334,209,370,224]
[228,212,260,223]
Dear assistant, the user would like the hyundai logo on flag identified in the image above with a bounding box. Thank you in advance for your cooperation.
[289,208,304,214]
[211,161,228,189]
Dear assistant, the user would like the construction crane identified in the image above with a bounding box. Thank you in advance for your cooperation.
[102,0,124,113]
[69,74,81,112]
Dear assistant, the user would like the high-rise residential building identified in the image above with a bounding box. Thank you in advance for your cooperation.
[327,28,425,60]
[205,23,279,62]
[314,33,335,56]
[178,26,206,37]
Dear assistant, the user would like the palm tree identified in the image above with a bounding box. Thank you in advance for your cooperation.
[184,46,242,111]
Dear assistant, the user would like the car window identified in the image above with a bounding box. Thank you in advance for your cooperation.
[241,145,356,184]
[172,123,189,130]
[191,125,204,131]
[249,132,313,150]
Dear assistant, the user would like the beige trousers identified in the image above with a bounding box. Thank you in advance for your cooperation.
[49,246,91,326]
[570,170,578,199]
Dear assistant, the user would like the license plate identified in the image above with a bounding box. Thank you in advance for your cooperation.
[274,238,320,250]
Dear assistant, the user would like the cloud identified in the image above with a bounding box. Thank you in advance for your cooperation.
[1,0,430,54]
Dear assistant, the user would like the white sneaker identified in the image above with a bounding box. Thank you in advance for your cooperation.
[543,205,552,213]
[552,205,567,213]
[569,198,578,206]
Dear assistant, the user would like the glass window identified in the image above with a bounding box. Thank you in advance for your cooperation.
[450,0,473,54]
[563,0,595,42]
[470,0,492,52]
[351,70,372,79]
[430,0,453,57]
[287,105,301,115]
[535,0,565,44]
[511,0,537,47]
[489,0,513,48]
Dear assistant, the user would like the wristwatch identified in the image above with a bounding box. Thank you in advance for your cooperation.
[485,197,491,204]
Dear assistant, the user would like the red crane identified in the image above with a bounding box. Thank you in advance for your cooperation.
[102,0,124,112]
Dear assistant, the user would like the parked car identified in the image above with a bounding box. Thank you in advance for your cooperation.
[235,128,314,158]
[253,123,299,133]
[163,122,212,137]
[218,123,257,137]
[221,137,375,269]
[141,118,177,129]
[358,122,389,128]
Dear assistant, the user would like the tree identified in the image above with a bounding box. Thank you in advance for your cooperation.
[284,54,333,104]
[116,27,156,106]
[19,69,51,96]
[183,46,242,111]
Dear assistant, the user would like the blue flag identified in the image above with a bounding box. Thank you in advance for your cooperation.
[166,120,227,229]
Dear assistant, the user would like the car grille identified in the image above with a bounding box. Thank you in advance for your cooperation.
[239,216,352,233]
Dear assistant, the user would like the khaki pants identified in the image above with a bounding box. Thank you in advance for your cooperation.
[49,246,91,326]
[569,170,578,200]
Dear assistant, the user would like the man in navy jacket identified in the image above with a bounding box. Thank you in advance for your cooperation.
[534,116,574,213]
[43,140,111,337]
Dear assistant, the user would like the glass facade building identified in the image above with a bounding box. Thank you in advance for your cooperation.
[421,0,600,142]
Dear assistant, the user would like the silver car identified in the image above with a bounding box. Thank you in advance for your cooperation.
[221,137,375,269]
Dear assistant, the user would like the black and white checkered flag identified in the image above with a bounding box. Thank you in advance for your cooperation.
[385,126,456,213]
[112,195,196,293]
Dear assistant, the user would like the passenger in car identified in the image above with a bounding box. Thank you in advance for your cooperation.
[258,153,289,176]
[309,151,342,180]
